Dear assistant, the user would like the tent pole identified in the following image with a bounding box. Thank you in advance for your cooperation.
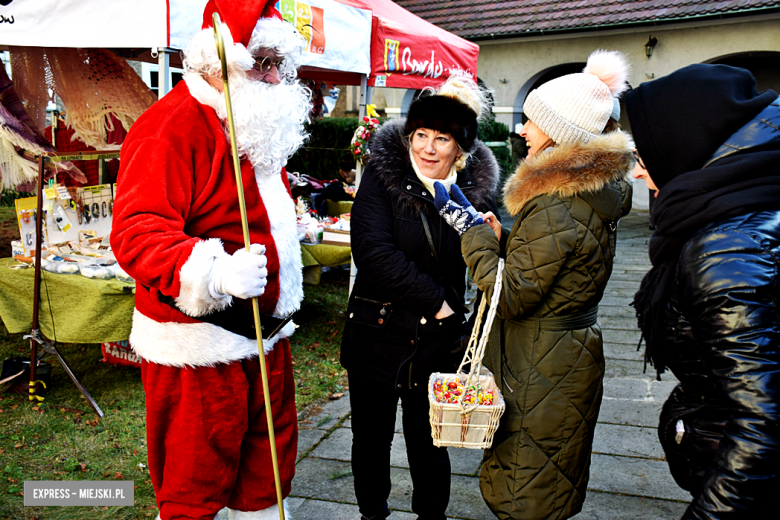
[28,155,46,404]
[158,47,171,98]
[349,74,370,295]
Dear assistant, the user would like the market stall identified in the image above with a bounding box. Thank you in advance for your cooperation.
[0,0,479,410]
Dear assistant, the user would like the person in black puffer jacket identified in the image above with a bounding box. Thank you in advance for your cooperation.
[626,64,780,519]
[341,76,499,520]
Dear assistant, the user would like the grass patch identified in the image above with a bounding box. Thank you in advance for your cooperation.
[0,259,350,518]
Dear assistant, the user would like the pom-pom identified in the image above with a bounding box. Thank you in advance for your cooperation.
[583,50,630,97]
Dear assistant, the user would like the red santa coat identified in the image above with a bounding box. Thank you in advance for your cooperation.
[111,78,303,367]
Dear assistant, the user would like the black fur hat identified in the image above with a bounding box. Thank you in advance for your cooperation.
[404,94,479,152]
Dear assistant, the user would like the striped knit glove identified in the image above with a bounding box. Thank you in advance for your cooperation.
[433,182,484,236]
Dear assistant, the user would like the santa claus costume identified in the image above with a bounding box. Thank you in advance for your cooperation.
[110,1,310,519]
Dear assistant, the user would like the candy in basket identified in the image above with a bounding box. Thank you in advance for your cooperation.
[428,259,506,449]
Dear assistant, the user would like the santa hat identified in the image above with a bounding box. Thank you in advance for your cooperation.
[523,50,630,145]
[202,0,282,48]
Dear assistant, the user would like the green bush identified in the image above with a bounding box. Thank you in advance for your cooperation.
[478,119,513,185]
[287,117,386,180]
[0,189,26,207]
[288,117,513,186]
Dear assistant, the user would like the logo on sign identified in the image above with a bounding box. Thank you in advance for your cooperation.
[277,0,325,55]
[384,39,400,75]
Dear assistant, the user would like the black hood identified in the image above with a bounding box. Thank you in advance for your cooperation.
[625,63,777,189]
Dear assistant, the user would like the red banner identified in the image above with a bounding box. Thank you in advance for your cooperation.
[365,0,479,89]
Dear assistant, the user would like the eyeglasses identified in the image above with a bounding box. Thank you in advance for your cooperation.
[632,150,647,170]
[253,56,286,74]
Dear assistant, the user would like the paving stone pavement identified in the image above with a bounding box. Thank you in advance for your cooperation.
[289,210,691,519]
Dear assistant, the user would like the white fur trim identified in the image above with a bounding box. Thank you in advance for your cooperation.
[184,73,224,115]
[130,309,296,367]
[228,499,291,520]
[176,238,232,317]
[254,167,303,317]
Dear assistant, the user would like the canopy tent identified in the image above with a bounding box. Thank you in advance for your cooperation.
[1,0,478,89]
[0,0,373,88]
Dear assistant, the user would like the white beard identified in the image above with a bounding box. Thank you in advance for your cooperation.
[221,74,310,175]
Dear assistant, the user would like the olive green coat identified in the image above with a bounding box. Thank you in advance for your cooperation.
[462,132,634,520]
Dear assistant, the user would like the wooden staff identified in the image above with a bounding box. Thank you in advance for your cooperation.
[212,14,286,520]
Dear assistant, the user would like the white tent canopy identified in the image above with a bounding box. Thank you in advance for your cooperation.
[0,0,371,78]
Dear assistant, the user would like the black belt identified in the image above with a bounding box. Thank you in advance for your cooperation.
[142,285,293,340]
[517,306,599,331]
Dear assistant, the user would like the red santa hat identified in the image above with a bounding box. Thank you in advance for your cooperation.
[201,0,283,48]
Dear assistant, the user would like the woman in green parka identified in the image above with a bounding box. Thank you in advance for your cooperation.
[433,50,634,520]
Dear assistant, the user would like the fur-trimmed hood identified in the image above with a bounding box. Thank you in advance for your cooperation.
[368,118,499,212]
[504,131,635,218]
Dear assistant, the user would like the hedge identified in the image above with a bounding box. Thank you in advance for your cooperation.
[287,116,514,183]
[286,117,382,180]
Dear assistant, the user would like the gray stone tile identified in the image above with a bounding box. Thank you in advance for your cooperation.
[589,454,690,502]
[600,316,642,331]
[573,491,689,519]
[599,398,663,427]
[593,423,665,459]
[302,394,352,431]
[311,427,352,461]
[651,380,678,401]
[604,280,647,290]
[604,342,645,361]
[598,305,637,318]
[604,378,653,400]
[604,358,648,378]
[291,457,356,503]
[600,296,636,307]
[298,427,329,461]
[447,473,495,520]
[604,286,642,297]
[607,272,647,282]
[602,328,642,345]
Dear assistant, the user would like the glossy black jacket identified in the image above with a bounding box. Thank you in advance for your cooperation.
[340,119,499,389]
[660,208,780,519]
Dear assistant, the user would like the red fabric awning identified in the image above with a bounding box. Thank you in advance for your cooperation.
[299,0,479,89]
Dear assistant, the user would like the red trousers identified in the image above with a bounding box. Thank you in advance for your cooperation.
[142,340,298,520]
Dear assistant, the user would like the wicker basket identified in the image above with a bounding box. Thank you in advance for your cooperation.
[428,259,506,449]
[428,370,505,448]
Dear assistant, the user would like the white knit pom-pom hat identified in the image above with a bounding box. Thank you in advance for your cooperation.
[523,50,630,145]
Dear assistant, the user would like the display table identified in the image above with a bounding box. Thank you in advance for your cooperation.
[0,243,351,343]
[301,243,352,284]
[0,258,135,343]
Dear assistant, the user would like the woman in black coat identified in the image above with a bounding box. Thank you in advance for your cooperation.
[340,76,499,520]
[626,64,780,519]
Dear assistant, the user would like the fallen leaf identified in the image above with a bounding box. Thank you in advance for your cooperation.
[79,463,87,472]
[326,320,336,325]
[330,330,339,337]
[14,443,23,449]
[294,369,300,374]
[133,449,138,456]
[329,393,345,400]
[114,443,121,449]
[114,472,124,480]
[31,407,40,412]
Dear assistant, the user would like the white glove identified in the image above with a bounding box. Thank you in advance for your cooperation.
[209,244,268,300]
